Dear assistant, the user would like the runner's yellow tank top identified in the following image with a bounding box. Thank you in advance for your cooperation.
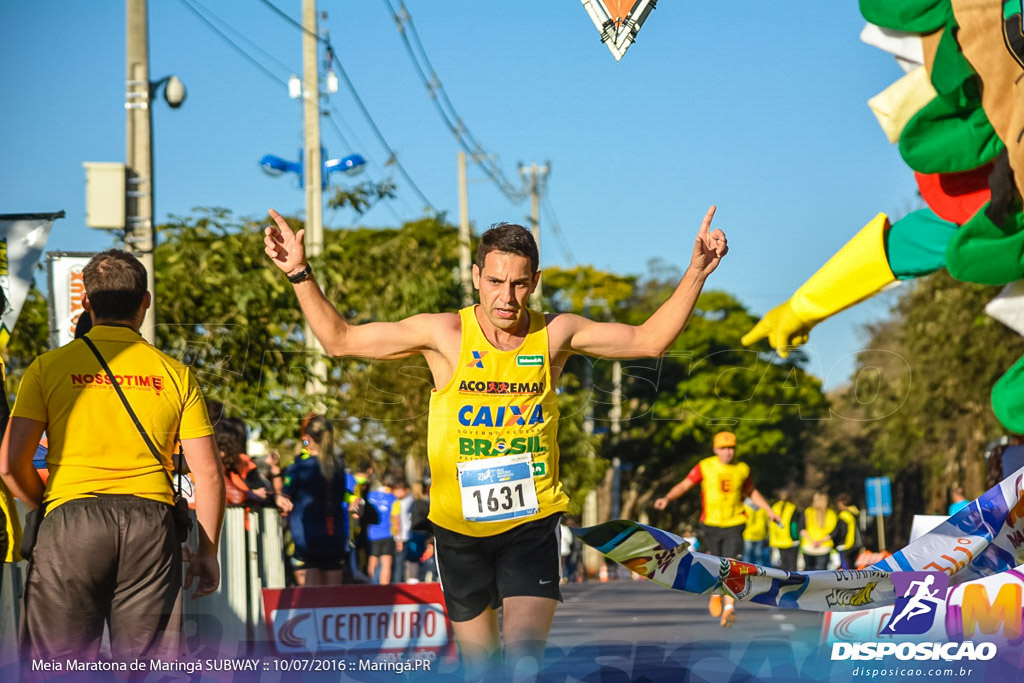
[427,306,569,536]
[698,456,750,528]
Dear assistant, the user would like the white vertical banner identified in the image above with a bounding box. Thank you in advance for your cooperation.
[0,212,61,349]
[46,252,96,348]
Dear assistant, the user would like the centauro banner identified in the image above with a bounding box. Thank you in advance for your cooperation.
[0,212,61,349]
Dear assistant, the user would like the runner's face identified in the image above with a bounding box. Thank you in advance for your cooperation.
[714,446,735,463]
[473,251,538,331]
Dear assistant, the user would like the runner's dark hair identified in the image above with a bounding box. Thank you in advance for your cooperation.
[477,222,539,273]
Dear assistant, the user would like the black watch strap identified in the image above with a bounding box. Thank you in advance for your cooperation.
[287,263,313,284]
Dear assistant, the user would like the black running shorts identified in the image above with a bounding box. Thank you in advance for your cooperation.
[699,522,744,560]
[433,513,563,622]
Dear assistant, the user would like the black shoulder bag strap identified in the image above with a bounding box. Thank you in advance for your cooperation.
[80,336,181,498]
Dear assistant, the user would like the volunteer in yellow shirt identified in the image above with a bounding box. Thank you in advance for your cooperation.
[654,431,780,628]
[0,249,225,662]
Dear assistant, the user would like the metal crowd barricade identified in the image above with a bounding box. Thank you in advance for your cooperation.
[182,506,287,653]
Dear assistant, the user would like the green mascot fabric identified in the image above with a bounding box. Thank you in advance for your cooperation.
[929,23,977,95]
[992,355,1024,434]
[945,201,1024,284]
[860,0,951,32]
[885,209,960,279]
[899,85,1004,173]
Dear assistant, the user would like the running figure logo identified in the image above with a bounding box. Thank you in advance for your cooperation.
[881,572,948,635]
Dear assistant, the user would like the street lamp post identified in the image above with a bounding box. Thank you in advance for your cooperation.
[258,152,365,188]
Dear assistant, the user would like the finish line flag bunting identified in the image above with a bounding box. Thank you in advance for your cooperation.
[580,0,658,61]
[0,212,61,349]
[574,464,1024,612]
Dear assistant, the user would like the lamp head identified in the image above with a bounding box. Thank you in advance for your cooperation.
[162,76,186,108]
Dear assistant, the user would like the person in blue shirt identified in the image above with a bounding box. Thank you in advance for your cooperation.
[281,414,352,586]
[365,474,397,584]
[948,487,970,516]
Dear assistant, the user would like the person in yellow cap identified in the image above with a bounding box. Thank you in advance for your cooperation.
[654,431,780,628]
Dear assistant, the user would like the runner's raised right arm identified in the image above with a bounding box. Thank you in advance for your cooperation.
[263,209,440,359]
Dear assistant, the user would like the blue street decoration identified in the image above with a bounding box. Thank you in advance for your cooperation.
[575,465,1024,612]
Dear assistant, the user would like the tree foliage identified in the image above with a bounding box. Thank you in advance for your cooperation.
[805,271,1024,547]
[543,263,829,529]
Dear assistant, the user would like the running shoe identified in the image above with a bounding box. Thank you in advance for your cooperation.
[708,594,723,617]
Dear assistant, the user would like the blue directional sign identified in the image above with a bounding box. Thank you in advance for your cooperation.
[865,476,892,517]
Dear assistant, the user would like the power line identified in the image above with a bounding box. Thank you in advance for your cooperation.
[258,0,436,212]
[542,194,578,266]
[189,0,294,74]
[176,0,290,89]
[321,109,412,221]
[176,0,411,223]
[384,0,529,203]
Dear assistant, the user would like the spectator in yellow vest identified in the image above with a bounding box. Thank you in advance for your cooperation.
[742,500,769,566]
[768,489,801,572]
[801,492,837,570]
[833,493,863,570]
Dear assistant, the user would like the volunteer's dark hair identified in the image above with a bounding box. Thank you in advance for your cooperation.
[82,249,147,321]
[476,222,539,274]
[304,414,340,482]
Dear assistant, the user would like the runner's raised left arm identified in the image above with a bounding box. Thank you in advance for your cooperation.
[561,206,727,359]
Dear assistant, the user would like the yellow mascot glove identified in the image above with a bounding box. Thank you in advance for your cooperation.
[742,213,897,357]
[741,302,811,359]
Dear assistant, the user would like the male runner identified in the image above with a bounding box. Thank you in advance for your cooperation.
[263,206,727,673]
[653,431,780,628]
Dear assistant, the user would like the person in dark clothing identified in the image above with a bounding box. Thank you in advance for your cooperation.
[280,414,354,586]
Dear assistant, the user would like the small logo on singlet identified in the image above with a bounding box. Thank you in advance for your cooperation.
[466,350,487,369]
[516,354,544,367]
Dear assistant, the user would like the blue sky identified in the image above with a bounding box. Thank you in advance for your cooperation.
[1,1,920,390]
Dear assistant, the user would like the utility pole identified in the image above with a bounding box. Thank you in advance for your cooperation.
[519,163,549,309]
[125,0,155,342]
[302,0,326,393]
[610,360,622,519]
[458,151,473,306]
[303,0,323,257]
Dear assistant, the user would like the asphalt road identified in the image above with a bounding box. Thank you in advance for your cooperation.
[540,578,828,682]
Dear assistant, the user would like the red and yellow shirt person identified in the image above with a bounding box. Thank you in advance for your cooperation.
[427,306,568,536]
[12,326,213,513]
[685,456,754,528]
